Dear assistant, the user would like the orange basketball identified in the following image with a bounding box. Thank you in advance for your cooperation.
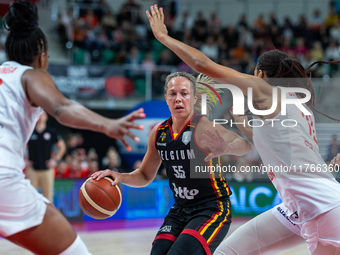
[79,177,122,220]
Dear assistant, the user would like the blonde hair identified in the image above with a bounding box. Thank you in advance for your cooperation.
[164,72,223,117]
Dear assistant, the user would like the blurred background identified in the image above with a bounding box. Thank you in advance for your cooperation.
[1,0,340,254]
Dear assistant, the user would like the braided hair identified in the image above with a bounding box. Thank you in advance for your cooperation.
[257,50,340,121]
[4,0,48,65]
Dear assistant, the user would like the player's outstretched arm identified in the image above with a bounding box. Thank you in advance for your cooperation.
[196,117,253,162]
[23,69,145,150]
[146,5,270,98]
[91,124,162,187]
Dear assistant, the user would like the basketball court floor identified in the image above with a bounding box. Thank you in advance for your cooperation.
[0,218,309,255]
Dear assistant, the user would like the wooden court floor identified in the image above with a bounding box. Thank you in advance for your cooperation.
[0,220,309,255]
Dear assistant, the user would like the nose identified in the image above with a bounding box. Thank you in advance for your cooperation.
[175,93,182,102]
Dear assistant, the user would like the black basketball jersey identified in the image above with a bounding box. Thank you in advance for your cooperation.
[155,112,231,207]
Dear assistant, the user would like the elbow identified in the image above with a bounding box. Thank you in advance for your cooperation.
[193,56,209,74]
[53,100,73,124]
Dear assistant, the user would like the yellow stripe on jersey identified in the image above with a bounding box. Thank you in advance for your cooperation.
[207,202,230,244]
[158,125,168,130]
[199,199,224,236]
[173,133,178,139]
[210,159,222,198]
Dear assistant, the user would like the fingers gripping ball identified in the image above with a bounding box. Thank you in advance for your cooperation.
[79,177,122,219]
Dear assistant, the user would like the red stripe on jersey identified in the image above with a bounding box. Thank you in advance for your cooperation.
[181,229,211,255]
[152,234,177,245]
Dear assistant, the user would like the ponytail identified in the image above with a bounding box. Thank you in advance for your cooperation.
[194,74,223,117]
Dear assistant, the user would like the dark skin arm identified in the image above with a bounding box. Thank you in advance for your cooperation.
[22,69,145,149]
[91,124,162,186]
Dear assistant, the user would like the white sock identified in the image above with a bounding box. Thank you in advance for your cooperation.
[59,235,92,255]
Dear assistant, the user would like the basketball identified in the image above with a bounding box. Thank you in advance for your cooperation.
[79,177,122,220]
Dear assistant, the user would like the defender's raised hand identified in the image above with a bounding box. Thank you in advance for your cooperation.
[201,129,231,162]
[146,4,168,41]
[105,108,145,151]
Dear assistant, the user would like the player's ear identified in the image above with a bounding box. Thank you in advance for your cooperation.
[37,52,47,69]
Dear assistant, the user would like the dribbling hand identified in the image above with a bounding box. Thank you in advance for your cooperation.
[105,108,145,151]
[91,169,122,186]
[201,129,231,162]
[146,4,168,41]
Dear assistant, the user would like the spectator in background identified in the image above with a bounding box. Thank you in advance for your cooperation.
[254,13,266,29]
[330,20,340,43]
[97,29,110,49]
[294,15,309,39]
[174,11,193,39]
[237,14,248,31]
[268,24,282,49]
[325,40,340,61]
[194,11,207,30]
[103,149,122,172]
[239,26,253,49]
[125,46,142,78]
[68,158,85,179]
[142,52,156,70]
[118,0,141,24]
[55,160,70,179]
[101,9,117,37]
[157,49,172,66]
[268,12,278,26]
[201,36,219,62]
[191,25,208,47]
[326,5,340,29]
[294,37,308,62]
[135,12,148,41]
[61,8,74,40]
[282,17,294,41]
[223,25,239,49]
[327,135,340,163]
[310,41,324,61]
[88,159,99,176]
[310,9,323,31]
[87,148,98,161]
[82,9,98,28]
[26,111,66,203]
[207,12,221,31]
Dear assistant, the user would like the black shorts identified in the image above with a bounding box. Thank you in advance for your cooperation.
[152,199,232,255]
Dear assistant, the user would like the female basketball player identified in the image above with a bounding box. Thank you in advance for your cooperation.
[145,5,340,255]
[92,72,253,255]
[0,1,145,254]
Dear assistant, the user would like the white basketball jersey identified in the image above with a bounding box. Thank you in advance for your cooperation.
[253,88,340,224]
[0,61,42,175]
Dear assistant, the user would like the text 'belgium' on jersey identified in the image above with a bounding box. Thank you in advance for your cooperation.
[155,112,231,207]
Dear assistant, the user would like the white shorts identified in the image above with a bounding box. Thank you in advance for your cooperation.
[0,172,50,237]
[273,203,340,254]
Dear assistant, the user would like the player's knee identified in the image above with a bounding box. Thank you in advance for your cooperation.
[59,235,91,255]
[150,239,173,255]
[168,233,207,255]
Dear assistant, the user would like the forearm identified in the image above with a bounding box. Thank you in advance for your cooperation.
[120,169,154,188]
[226,137,253,156]
[54,150,65,161]
[54,100,109,134]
